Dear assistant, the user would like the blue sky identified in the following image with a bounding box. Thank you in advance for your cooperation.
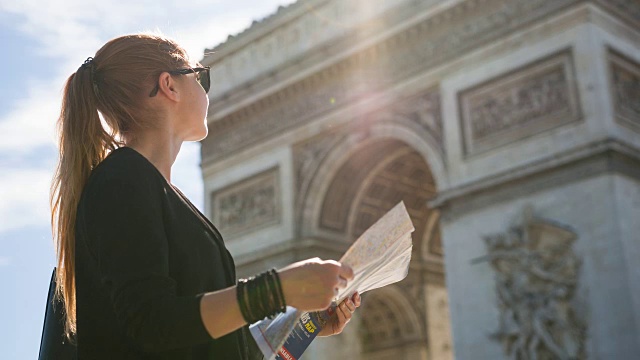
[0,1,294,358]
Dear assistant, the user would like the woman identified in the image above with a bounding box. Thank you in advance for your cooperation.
[50,33,360,359]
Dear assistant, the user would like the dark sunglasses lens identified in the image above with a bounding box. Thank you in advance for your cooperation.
[199,69,210,93]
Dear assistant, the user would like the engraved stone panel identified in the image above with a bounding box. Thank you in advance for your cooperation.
[458,50,581,155]
[211,168,281,238]
[609,49,640,131]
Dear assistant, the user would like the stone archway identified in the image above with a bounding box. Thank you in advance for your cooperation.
[297,119,448,242]
[312,138,453,360]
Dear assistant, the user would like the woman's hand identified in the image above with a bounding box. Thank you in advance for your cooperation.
[317,292,361,337]
[278,258,354,312]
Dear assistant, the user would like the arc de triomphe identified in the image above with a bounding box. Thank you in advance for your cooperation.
[199,1,640,358]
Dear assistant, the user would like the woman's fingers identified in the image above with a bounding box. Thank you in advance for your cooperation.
[278,258,358,312]
[321,295,358,336]
[337,302,351,324]
[352,291,361,307]
[345,298,356,313]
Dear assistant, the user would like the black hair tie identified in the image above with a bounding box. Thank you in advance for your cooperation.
[80,57,95,70]
[79,57,100,95]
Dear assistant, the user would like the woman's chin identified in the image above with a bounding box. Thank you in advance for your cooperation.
[185,128,208,142]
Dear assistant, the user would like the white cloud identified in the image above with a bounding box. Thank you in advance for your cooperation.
[0,80,61,153]
[0,0,296,232]
[0,167,53,233]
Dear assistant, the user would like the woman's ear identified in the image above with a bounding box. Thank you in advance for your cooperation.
[156,72,180,102]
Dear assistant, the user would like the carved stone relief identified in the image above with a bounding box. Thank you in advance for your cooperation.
[210,167,281,238]
[394,90,444,151]
[459,50,582,155]
[609,49,640,131]
[474,208,586,360]
[292,130,345,214]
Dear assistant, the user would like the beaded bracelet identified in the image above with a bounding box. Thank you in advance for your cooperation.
[236,268,287,324]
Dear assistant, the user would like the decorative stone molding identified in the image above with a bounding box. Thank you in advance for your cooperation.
[474,207,586,359]
[432,139,640,218]
[204,0,637,103]
[210,167,281,238]
[458,49,582,155]
[201,0,589,164]
[594,0,640,29]
[609,49,640,132]
[422,210,443,258]
[202,0,414,97]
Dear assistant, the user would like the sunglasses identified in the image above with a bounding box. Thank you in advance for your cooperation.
[149,66,211,97]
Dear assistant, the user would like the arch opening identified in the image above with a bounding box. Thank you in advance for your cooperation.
[314,138,452,359]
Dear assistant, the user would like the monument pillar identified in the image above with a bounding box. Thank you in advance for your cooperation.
[432,4,640,358]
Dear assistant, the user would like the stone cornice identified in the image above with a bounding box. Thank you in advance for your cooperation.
[204,0,429,107]
[594,0,640,31]
[430,139,640,216]
[202,0,424,99]
[201,0,326,65]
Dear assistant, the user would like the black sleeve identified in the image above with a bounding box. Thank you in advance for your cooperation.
[82,167,214,352]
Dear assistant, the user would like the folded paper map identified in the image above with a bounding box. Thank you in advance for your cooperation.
[250,201,415,360]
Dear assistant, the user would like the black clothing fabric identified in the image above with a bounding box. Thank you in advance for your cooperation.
[75,147,259,359]
[39,267,77,360]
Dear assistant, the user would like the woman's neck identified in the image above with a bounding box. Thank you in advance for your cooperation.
[125,130,182,183]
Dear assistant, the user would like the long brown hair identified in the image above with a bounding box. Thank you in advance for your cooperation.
[50,33,190,342]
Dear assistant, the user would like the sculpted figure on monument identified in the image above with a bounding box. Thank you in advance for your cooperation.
[474,209,586,360]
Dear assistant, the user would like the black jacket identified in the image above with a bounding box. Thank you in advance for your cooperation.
[74,146,260,359]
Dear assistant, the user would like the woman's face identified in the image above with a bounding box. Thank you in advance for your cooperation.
[176,63,209,142]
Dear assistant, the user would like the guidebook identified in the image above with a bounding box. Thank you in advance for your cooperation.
[249,201,415,360]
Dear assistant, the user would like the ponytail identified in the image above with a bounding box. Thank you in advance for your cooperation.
[50,61,118,342]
